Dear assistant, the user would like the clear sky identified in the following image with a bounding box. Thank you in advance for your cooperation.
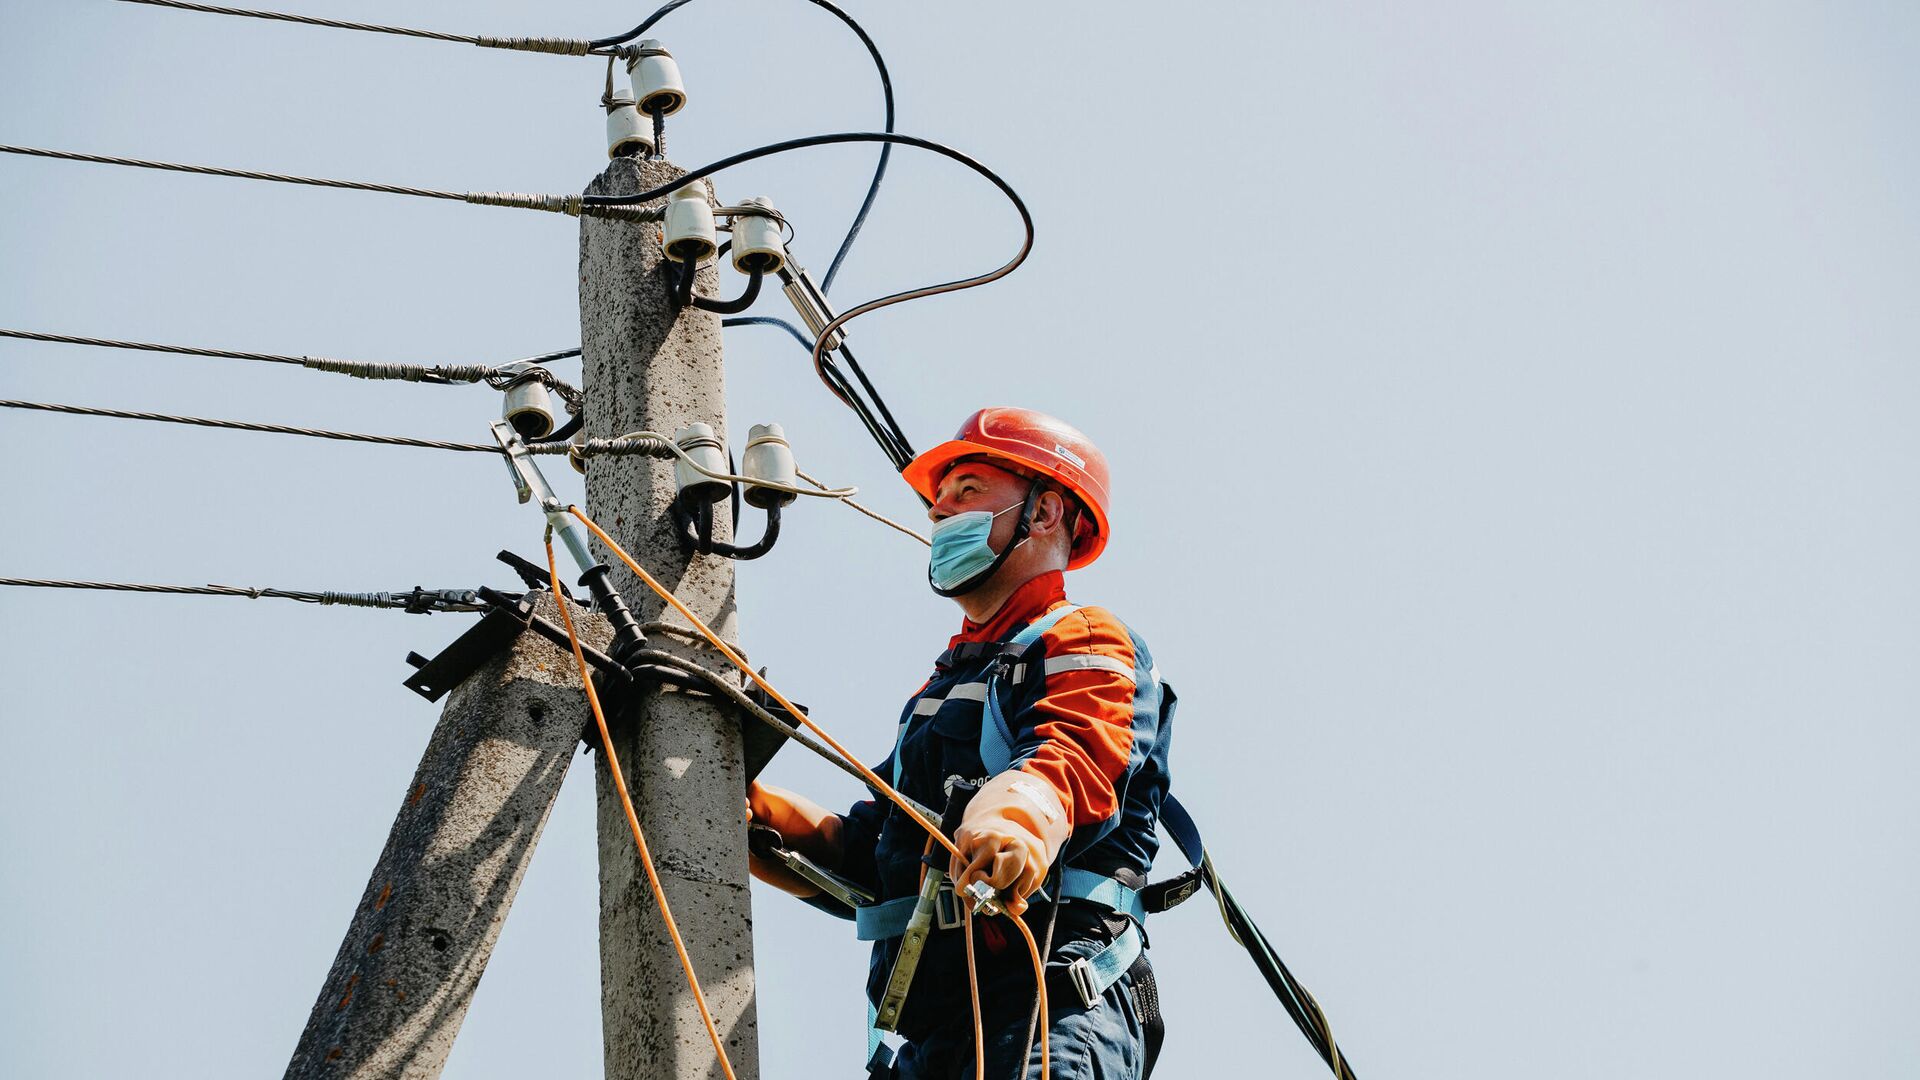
[2,2,1917,1078]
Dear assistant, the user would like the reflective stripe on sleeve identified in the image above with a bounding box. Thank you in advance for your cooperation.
[1042,653,1137,682]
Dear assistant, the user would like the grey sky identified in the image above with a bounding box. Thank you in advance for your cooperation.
[2,2,1916,1077]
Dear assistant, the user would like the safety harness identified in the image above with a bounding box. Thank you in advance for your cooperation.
[852,605,1197,1073]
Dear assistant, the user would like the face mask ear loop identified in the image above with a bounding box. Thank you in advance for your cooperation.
[928,479,1044,598]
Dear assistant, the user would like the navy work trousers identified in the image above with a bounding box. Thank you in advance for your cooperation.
[883,942,1150,1080]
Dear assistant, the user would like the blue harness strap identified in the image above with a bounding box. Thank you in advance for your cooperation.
[1158,793,1205,869]
[1066,921,1144,1006]
[979,603,1082,773]
[855,896,922,941]
[1060,867,1147,925]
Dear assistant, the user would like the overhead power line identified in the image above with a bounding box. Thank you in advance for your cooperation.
[0,577,485,612]
[0,328,583,402]
[0,399,670,457]
[119,0,901,295]
[116,0,610,55]
[0,144,659,221]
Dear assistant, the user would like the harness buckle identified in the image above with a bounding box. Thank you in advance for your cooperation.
[1066,956,1103,1009]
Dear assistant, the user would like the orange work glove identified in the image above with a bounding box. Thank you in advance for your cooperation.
[747,781,844,898]
[949,770,1071,917]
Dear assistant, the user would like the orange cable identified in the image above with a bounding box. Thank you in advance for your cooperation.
[568,505,960,861]
[545,535,739,1080]
[1011,914,1051,1080]
[963,908,986,1080]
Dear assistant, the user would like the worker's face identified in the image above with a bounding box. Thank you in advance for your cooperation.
[930,462,1075,557]
[930,462,1032,552]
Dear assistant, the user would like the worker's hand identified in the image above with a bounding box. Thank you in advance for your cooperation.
[746,781,845,898]
[949,770,1071,918]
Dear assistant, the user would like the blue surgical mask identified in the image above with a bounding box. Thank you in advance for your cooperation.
[928,500,1028,595]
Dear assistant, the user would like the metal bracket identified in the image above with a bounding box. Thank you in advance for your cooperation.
[492,418,559,510]
[402,591,545,702]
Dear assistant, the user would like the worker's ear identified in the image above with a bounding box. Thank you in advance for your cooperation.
[1031,487,1069,537]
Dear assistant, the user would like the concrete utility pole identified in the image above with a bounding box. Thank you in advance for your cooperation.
[285,597,610,1080]
[580,156,760,1079]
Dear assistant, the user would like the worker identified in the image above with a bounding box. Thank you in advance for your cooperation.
[749,407,1174,1080]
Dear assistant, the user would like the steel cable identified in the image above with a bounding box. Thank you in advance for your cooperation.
[0,577,484,612]
[0,329,583,398]
[115,0,607,55]
[0,399,668,457]
[0,144,658,221]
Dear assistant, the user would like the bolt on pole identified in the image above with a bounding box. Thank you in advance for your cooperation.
[579,155,761,1080]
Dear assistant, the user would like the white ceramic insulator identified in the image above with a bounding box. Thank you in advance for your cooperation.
[663,183,717,263]
[628,39,686,116]
[741,422,798,508]
[731,196,787,275]
[673,421,731,504]
[605,89,652,158]
[502,379,556,440]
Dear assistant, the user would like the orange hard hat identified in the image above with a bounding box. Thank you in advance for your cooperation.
[902,407,1112,569]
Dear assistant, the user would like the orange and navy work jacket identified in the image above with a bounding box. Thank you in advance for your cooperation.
[836,571,1173,1034]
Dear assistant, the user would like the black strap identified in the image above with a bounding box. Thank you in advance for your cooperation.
[1140,867,1204,914]
[1129,953,1165,1080]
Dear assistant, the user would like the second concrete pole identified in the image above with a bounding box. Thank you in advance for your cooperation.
[579,156,760,1080]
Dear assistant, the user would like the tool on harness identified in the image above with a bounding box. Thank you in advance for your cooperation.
[491,420,647,661]
[873,781,983,1033]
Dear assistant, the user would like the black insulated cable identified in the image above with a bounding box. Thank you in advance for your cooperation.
[676,501,782,561]
[722,316,813,349]
[581,132,1028,474]
[690,268,765,315]
[1203,864,1358,1080]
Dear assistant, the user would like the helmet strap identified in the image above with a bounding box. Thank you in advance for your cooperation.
[929,480,1044,598]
